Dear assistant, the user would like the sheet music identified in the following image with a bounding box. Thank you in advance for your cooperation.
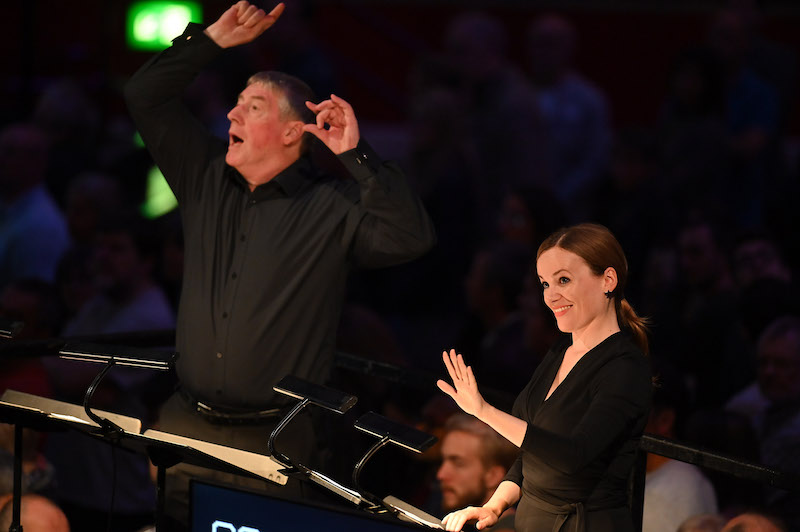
[142,429,287,486]
[383,496,444,529]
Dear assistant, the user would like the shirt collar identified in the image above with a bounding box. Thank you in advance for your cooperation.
[226,155,315,201]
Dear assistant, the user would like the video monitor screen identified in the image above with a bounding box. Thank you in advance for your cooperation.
[191,480,429,532]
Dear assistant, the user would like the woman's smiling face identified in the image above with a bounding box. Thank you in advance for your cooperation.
[536,246,609,334]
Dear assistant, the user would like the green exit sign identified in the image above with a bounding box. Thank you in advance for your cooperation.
[127,1,203,51]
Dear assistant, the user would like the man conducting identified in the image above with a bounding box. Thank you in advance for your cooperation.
[124,1,435,527]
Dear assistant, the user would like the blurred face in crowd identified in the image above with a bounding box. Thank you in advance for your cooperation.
[0,124,48,197]
[497,194,535,247]
[437,430,493,512]
[0,287,42,341]
[757,330,800,405]
[537,247,610,335]
[734,239,791,288]
[464,251,490,313]
[92,232,150,298]
[678,224,725,288]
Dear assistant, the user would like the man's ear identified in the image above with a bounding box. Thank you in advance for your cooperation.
[283,120,305,146]
[483,464,506,492]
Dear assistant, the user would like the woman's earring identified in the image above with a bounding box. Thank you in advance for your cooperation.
[604,290,613,299]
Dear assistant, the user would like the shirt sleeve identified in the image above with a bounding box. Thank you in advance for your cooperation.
[518,353,651,475]
[337,140,437,268]
[123,23,226,202]
[503,452,524,486]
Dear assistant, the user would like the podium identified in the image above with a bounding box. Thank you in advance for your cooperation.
[0,390,287,531]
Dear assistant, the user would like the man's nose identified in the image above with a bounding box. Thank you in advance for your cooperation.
[227,104,241,123]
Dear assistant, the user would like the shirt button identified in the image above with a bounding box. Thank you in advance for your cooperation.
[222,312,228,318]
[216,352,223,359]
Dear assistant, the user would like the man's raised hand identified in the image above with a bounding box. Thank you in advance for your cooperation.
[303,94,361,155]
[205,2,284,49]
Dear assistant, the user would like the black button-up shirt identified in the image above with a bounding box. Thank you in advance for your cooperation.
[124,24,435,409]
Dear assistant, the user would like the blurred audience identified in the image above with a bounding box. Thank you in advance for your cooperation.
[42,212,174,532]
[0,493,69,532]
[0,123,70,289]
[679,513,727,532]
[526,13,611,219]
[643,361,718,532]
[457,241,535,401]
[721,511,786,532]
[726,316,800,530]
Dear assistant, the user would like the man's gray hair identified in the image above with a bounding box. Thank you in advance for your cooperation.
[246,71,317,152]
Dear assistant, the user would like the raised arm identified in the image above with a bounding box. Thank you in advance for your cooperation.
[204,1,284,48]
[307,93,434,267]
[437,349,528,447]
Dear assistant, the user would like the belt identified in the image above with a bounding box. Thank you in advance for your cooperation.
[526,495,586,532]
[177,387,288,425]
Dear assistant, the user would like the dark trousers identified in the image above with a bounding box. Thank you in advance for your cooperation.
[156,392,321,529]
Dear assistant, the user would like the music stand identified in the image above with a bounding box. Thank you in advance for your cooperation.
[268,377,443,528]
[268,375,368,505]
[0,389,287,532]
[0,318,23,339]
[352,411,442,529]
[58,342,175,435]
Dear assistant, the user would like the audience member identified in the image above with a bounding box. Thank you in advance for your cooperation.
[496,185,566,251]
[643,361,718,532]
[32,79,101,205]
[707,9,780,227]
[436,414,517,530]
[679,513,727,532]
[63,172,124,248]
[458,241,534,400]
[651,215,751,409]
[658,47,732,222]
[683,409,763,517]
[0,494,70,532]
[0,279,61,398]
[731,230,799,345]
[440,11,549,235]
[721,511,786,532]
[726,317,800,529]
[0,123,70,289]
[526,14,611,219]
[42,213,175,532]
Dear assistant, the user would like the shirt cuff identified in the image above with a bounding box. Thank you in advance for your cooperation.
[170,22,223,55]
[337,140,382,182]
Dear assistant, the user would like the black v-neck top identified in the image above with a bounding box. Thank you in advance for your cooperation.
[503,331,652,531]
